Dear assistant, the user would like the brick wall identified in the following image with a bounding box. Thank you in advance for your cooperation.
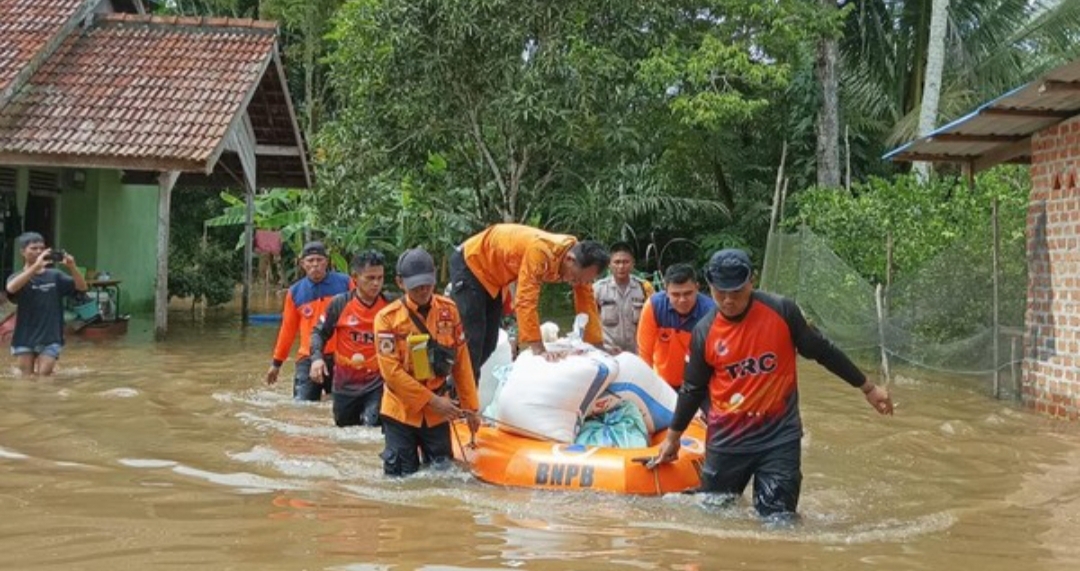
[1025,116,1080,420]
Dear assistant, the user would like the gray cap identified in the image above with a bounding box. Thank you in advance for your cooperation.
[397,248,437,290]
[301,241,328,259]
[705,248,752,291]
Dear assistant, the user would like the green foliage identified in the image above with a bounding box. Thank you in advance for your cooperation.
[791,166,1029,285]
[318,0,821,251]
[204,188,316,259]
[168,190,242,307]
[168,242,237,309]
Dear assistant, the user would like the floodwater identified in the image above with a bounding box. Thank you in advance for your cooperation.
[2,298,1080,571]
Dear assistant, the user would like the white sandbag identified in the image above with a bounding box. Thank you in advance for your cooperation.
[478,329,513,411]
[606,352,678,433]
[495,348,618,442]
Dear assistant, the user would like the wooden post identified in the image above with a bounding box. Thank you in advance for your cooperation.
[242,187,255,326]
[764,142,788,291]
[876,283,891,385]
[224,111,258,327]
[992,196,1001,398]
[1010,337,1019,400]
[885,231,894,310]
[155,171,179,341]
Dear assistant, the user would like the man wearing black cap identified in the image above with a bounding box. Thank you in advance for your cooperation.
[652,248,893,519]
[374,248,480,476]
[265,241,353,401]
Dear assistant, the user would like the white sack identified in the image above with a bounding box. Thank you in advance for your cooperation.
[478,329,513,412]
[606,352,678,433]
[495,348,618,442]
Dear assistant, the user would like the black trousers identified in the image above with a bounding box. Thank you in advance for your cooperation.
[449,249,503,371]
[294,355,334,401]
[699,438,802,517]
[332,383,383,427]
[379,415,453,477]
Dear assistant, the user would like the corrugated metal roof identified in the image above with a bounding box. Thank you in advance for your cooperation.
[885,59,1080,171]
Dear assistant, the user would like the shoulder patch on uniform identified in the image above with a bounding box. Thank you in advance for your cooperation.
[377,332,395,355]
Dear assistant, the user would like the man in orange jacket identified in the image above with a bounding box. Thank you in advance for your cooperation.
[375,248,480,476]
[636,263,715,388]
[265,241,352,401]
[310,250,395,427]
[449,224,610,369]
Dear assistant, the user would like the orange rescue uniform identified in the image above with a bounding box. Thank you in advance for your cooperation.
[636,291,716,388]
[270,272,353,366]
[374,294,479,427]
[460,224,602,346]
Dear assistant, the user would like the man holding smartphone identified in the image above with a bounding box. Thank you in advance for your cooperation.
[5,232,88,376]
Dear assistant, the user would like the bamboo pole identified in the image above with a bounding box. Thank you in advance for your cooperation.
[763,142,788,291]
[992,196,1001,398]
[1010,337,1019,400]
[885,231,893,311]
[876,283,891,385]
[242,187,255,327]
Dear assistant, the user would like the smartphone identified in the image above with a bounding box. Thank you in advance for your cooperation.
[48,249,67,263]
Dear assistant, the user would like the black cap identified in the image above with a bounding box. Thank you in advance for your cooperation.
[301,241,328,259]
[705,249,752,291]
[396,248,437,290]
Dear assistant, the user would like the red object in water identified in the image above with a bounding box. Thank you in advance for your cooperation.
[0,312,15,344]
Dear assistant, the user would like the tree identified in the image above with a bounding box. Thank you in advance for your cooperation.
[320,0,825,251]
[816,0,841,188]
[841,0,1080,147]
[913,0,951,180]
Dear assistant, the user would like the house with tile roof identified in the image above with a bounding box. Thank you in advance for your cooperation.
[0,0,310,338]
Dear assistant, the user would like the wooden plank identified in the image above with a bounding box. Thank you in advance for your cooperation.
[224,111,257,192]
[155,171,179,341]
[0,151,205,173]
[928,133,1027,143]
[981,107,1076,118]
[1039,80,1080,93]
[270,47,311,188]
[254,144,302,157]
[974,137,1032,172]
[890,152,977,163]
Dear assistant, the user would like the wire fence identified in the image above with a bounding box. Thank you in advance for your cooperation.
[761,211,1026,399]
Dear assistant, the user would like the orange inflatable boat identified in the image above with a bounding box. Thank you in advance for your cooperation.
[450,418,708,495]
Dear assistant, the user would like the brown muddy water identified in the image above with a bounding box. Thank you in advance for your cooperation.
[2,297,1080,571]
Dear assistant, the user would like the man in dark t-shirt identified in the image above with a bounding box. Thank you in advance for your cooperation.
[652,248,893,519]
[5,232,88,376]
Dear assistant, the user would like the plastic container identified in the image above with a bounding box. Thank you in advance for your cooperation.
[73,300,100,321]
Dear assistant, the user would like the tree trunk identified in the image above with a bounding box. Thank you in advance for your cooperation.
[815,0,841,189]
[914,0,950,181]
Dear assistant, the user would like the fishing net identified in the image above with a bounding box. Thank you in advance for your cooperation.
[760,222,1026,398]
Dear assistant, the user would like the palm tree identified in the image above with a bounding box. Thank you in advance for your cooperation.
[841,0,1080,147]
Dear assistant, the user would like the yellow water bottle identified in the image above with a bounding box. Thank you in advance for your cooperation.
[408,333,433,380]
